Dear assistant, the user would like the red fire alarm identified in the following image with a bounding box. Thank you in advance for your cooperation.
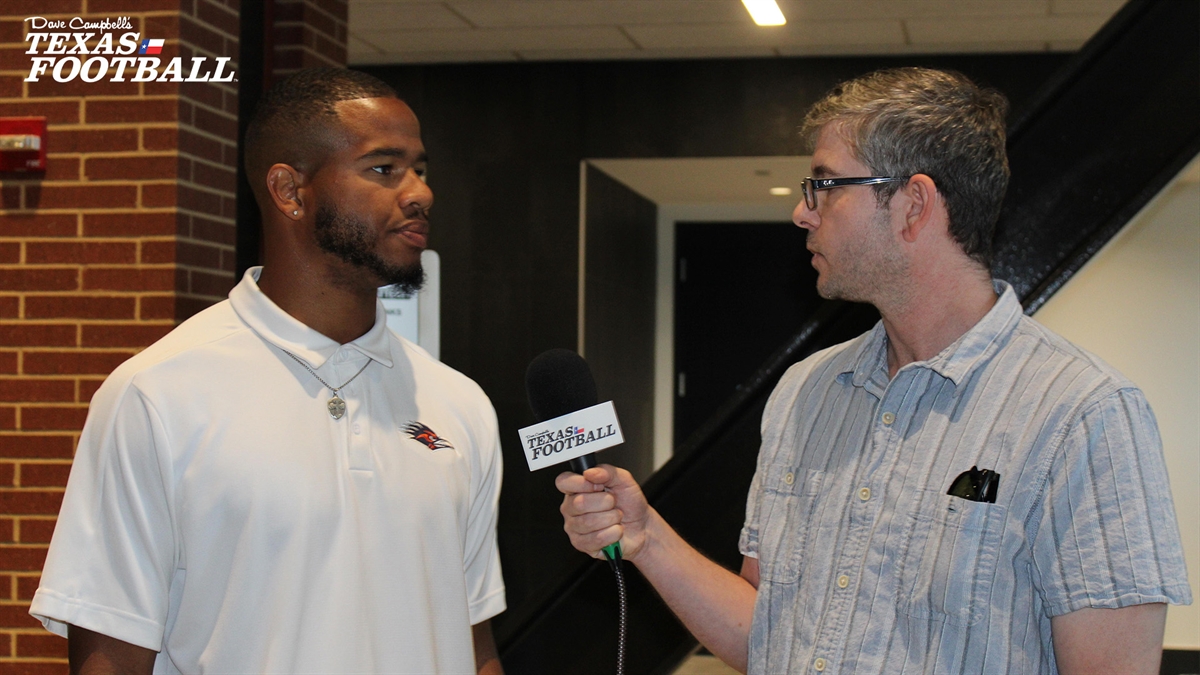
[0,117,47,173]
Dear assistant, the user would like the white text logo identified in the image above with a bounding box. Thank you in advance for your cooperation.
[23,16,236,83]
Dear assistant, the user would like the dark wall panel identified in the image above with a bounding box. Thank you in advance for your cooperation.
[584,166,657,482]
[357,52,1069,645]
[377,65,591,635]
[578,56,1066,159]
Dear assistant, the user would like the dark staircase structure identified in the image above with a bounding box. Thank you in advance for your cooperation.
[498,0,1200,672]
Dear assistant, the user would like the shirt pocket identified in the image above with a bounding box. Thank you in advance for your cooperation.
[756,464,825,584]
[896,490,1006,626]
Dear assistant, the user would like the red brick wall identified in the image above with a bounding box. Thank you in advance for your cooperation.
[274,0,348,76]
[0,0,347,667]
[0,0,240,669]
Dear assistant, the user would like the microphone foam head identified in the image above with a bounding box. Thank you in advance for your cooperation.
[525,348,598,422]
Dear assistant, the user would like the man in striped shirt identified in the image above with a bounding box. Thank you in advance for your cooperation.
[557,67,1191,674]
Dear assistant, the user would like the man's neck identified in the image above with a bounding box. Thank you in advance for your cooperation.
[256,261,379,345]
[877,267,997,379]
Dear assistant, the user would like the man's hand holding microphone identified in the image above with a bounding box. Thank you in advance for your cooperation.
[523,348,756,673]
[557,465,651,562]
[555,462,758,673]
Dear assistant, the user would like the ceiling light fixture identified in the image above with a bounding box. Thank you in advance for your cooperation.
[769,187,793,196]
[742,0,786,26]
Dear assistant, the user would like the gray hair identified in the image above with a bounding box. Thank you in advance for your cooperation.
[801,67,1009,269]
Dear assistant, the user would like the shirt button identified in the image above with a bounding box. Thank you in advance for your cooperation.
[837,574,849,588]
[858,487,871,501]
[783,472,795,485]
[814,657,827,671]
[881,411,895,425]
[353,423,361,435]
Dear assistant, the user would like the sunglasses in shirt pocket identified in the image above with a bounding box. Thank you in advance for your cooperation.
[756,464,825,583]
[896,489,1007,627]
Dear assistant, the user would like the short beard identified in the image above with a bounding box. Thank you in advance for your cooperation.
[815,205,907,305]
[314,203,425,296]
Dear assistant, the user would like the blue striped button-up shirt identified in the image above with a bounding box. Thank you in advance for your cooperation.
[739,281,1191,674]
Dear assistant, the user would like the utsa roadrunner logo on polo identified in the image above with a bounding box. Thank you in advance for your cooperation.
[403,422,453,451]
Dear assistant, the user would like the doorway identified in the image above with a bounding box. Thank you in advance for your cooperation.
[673,221,819,446]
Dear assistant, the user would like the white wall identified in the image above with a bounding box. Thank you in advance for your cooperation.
[1034,156,1200,649]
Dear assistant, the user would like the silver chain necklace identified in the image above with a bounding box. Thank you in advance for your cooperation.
[280,348,372,420]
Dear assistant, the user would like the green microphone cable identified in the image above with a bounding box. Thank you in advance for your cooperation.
[602,542,626,675]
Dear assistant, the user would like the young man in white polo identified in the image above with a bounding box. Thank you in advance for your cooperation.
[32,68,506,674]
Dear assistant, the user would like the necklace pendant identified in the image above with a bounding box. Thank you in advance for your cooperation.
[327,395,347,420]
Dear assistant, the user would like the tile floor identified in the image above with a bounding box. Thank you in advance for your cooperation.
[672,653,740,675]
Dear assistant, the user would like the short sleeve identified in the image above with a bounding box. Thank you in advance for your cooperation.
[462,400,506,625]
[29,380,178,650]
[739,457,766,559]
[1031,388,1192,616]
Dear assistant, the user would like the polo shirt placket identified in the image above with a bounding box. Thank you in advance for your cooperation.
[325,348,375,472]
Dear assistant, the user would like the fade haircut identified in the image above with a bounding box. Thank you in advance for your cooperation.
[800,67,1009,269]
[243,67,399,204]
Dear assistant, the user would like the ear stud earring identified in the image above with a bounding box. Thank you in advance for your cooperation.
[293,210,299,216]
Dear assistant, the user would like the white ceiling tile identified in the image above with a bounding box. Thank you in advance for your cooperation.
[349,32,385,56]
[516,46,779,61]
[345,0,1121,65]
[512,48,642,62]
[907,14,1107,43]
[626,20,904,50]
[350,49,521,65]
[1178,155,1200,183]
[1050,0,1128,15]
[448,1,749,28]
[780,41,1059,57]
[1048,39,1087,51]
[775,42,908,56]
[349,2,474,31]
[773,41,940,56]
[354,26,637,52]
[905,41,1054,54]
[777,0,1051,21]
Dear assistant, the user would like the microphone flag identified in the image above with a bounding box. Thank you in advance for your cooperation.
[517,401,624,471]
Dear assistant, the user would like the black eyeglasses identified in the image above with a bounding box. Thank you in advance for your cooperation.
[800,176,910,210]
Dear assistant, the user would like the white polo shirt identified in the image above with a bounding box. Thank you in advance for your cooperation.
[31,268,505,674]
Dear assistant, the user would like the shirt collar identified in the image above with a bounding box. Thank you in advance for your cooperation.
[844,321,889,389]
[228,267,394,369]
[841,280,1023,388]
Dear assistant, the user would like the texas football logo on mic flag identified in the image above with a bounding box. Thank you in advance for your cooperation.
[518,401,624,471]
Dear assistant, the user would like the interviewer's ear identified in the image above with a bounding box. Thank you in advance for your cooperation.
[898,174,941,244]
[265,163,306,221]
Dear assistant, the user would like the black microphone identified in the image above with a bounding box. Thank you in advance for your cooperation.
[525,348,625,562]
[525,348,602,474]
[525,348,628,674]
